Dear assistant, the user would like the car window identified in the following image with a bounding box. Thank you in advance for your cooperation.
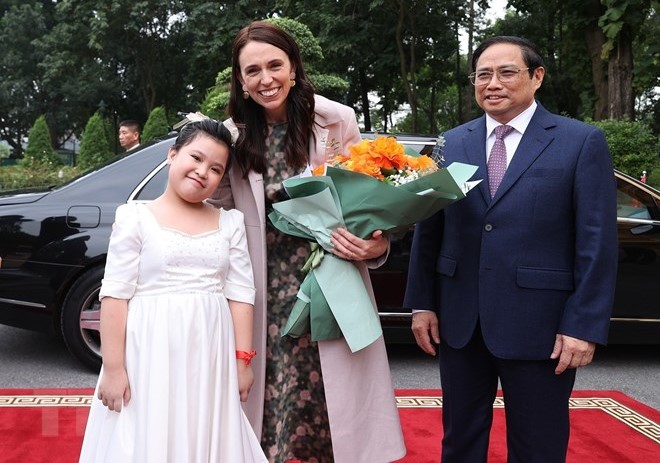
[617,178,653,220]
[134,165,169,200]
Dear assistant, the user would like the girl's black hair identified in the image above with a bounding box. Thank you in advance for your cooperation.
[172,119,234,170]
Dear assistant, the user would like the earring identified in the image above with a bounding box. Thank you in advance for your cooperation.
[290,79,296,87]
[242,91,250,100]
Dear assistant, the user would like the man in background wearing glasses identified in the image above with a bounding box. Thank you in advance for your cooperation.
[404,36,617,462]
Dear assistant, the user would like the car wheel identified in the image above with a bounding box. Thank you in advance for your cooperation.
[61,266,104,371]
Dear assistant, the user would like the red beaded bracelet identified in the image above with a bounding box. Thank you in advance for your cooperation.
[236,350,257,366]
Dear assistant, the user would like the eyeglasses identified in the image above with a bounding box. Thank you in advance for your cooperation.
[468,67,531,86]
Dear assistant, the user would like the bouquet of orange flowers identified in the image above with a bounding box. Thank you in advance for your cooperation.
[315,136,438,185]
[269,136,479,352]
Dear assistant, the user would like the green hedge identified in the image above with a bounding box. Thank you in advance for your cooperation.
[22,115,61,168]
[142,106,170,143]
[589,119,660,189]
[78,111,113,170]
[0,164,79,190]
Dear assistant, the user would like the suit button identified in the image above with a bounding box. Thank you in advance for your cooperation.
[484,224,493,231]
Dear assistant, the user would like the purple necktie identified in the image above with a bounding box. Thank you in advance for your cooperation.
[487,125,514,197]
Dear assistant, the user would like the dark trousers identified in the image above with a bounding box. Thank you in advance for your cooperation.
[438,325,576,463]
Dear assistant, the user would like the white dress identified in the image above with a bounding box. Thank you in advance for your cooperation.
[79,202,267,463]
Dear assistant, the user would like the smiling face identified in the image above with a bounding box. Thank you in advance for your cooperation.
[237,40,295,123]
[166,133,229,204]
[474,42,544,124]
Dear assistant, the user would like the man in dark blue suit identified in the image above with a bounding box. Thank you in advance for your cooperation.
[404,36,618,462]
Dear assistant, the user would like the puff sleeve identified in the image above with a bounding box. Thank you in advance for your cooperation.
[223,208,256,305]
[99,203,142,301]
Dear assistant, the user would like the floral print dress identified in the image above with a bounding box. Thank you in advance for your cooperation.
[261,123,334,463]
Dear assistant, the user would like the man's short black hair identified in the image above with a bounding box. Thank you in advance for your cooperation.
[119,120,141,134]
[472,36,545,78]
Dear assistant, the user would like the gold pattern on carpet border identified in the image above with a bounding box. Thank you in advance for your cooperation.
[1,394,657,444]
[0,395,92,407]
[395,395,659,444]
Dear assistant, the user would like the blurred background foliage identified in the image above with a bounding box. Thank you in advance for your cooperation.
[0,0,658,187]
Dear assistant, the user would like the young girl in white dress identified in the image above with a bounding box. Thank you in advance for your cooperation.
[79,120,267,463]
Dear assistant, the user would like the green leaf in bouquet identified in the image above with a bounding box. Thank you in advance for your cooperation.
[380,167,397,177]
[404,146,421,157]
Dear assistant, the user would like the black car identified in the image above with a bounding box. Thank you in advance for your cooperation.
[1,134,659,370]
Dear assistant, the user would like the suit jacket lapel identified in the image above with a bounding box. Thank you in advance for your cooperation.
[462,117,490,205]
[490,104,556,205]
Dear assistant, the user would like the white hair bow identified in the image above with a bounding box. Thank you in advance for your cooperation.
[173,112,239,146]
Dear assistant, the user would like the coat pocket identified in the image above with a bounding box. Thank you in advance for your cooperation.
[516,266,574,291]
[436,255,457,277]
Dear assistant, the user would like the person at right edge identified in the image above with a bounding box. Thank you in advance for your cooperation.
[404,35,618,463]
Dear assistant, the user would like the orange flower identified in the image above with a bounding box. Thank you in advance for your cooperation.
[326,136,438,183]
[406,153,435,171]
[349,156,384,179]
[364,137,403,170]
[312,164,326,176]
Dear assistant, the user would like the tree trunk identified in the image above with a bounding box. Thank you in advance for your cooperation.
[455,22,464,124]
[584,0,609,120]
[607,24,635,120]
[429,84,437,134]
[359,68,371,131]
[3,134,22,157]
[396,0,417,133]
[461,0,476,123]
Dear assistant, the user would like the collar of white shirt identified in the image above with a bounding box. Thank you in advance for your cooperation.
[485,100,537,139]
[484,101,537,165]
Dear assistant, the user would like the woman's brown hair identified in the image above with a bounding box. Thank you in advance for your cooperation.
[228,20,316,175]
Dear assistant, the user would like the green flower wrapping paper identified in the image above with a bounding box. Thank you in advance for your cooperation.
[268,163,480,352]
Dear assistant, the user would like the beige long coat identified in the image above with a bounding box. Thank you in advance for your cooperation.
[213,95,405,462]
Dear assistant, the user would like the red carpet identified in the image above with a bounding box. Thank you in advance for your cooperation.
[0,388,657,462]
[393,390,660,463]
[0,388,93,463]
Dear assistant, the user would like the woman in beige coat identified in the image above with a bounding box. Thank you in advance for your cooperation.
[212,21,405,463]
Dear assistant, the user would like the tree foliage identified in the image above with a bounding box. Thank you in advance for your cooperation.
[78,111,113,170]
[0,2,52,156]
[0,0,657,160]
[142,106,170,144]
[22,115,60,167]
[590,119,660,180]
[498,0,658,121]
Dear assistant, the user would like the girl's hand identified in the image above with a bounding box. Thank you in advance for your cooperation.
[98,367,131,412]
[330,228,388,261]
[236,363,254,402]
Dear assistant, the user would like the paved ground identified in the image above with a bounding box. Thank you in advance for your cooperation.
[0,325,658,410]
